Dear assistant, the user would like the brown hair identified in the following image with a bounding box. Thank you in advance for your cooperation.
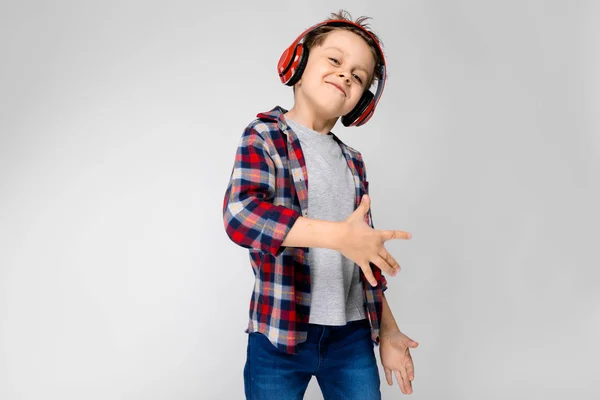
[303,10,385,88]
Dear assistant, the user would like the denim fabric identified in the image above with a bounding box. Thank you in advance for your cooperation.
[243,318,381,399]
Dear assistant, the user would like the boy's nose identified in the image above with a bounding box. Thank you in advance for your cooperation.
[338,72,350,82]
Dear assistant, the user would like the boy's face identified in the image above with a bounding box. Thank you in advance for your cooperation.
[295,29,376,120]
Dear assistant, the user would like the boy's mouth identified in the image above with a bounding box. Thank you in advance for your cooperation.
[325,81,346,97]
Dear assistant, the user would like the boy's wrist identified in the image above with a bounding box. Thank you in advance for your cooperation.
[331,220,349,251]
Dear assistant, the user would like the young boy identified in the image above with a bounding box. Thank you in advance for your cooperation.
[223,10,419,399]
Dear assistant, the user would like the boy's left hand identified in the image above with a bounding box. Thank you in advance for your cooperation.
[379,330,419,395]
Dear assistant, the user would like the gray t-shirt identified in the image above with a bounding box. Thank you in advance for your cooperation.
[286,118,366,325]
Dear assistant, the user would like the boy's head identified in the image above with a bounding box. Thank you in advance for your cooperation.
[279,10,386,126]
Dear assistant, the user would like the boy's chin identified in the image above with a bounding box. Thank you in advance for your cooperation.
[312,102,352,120]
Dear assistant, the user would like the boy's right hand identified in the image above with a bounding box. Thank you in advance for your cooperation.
[337,194,412,287]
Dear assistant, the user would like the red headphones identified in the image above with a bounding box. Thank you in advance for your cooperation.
[277,19,387,127]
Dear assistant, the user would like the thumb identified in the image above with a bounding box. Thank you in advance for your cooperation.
[357,194,370,214]
[402,336,419,348]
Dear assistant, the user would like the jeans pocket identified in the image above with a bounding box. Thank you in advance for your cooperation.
[250,332,289,357]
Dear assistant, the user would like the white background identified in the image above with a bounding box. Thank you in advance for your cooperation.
[1,1,599,399]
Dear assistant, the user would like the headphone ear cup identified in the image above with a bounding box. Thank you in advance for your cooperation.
[286,45,309,87]
[341,90,374,127]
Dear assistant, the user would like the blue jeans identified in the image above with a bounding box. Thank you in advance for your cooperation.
[243,318,381,399]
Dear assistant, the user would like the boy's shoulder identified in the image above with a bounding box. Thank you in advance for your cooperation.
[241,105,365,165]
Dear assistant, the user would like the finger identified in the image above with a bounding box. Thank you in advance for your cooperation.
[394,370,406,394]
[399,364,412,394]
[380,229,412,241]
[379,249,400,273]
[406,353,415,381]
[384,367,393,386]
[372,254,397,276]
[359,263,378,287]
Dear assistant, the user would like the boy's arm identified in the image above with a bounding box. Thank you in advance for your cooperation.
[223,127,302,256]
[282,194,406,286]
[223,127,351,256]
[281,216,347,250]
[278,212,401,288]
[223,127,409,279]
[381,292,400,335]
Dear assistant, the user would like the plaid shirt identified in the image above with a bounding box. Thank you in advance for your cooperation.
[223,106,388,355]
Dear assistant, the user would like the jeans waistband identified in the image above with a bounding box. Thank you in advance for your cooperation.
[305,318,369,343]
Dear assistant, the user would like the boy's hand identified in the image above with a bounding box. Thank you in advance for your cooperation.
[380,330,419,394]
[337,194,411,286]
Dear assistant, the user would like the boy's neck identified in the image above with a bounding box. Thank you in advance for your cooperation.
[283,103,338,135]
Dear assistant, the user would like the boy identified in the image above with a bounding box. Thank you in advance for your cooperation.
[223,10,419,399]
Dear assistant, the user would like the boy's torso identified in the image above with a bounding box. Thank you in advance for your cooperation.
[236,106,386,355]
[285,117,367,325]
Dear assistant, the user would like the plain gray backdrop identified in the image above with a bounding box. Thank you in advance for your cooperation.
[1,0,599,399]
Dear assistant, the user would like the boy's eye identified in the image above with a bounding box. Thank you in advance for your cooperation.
[328,57,365,84]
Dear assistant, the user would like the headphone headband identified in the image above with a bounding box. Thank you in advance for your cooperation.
[285,19,387,79]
